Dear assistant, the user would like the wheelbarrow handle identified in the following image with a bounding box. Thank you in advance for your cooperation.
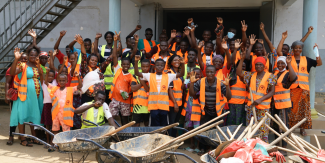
[12,132,56,150]
[165,151,198,163]
[82,119,99,127]
[114,119,121,127]
[98,149,132,163]
[76,138,106,149]
[23,122,55,136]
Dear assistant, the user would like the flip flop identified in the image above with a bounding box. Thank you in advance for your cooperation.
[20,140,33,147]
[31,139,43,145]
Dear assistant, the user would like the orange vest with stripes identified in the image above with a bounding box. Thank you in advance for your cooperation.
[152,53,172,73]
[143,39,156,53]
[133,78,149,107]
[168,70,183,107]
[109,68,122,99]
[148,74,170,111]
[274,71,292,109]
[229,76,246,104]
[177,51,188,63]
[251,55,269,72]
[199,77,224,116]
[50,87,75,127]
[181,90,201,121]
[247,72,271,109]
[290,56,309,90]
[13,64,28,101]
[69,64,80,87]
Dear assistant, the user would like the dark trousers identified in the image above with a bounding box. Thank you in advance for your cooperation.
[150,110,168,126]
[168,106,182,137]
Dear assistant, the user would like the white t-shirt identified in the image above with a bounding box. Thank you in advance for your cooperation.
[141,73,177,93]
[80,102,112,123]
[42,80,58,104]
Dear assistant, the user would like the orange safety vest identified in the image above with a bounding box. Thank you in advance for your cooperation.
[223,50,241,68]
[274,71,292,109]
[109,68,122,99]
[170,42,178,52]
[133,78,149,107]
[251,55,269,72]
[290,56,309,90]
[202,53,213,65]
[148,73,170,111]
[50,86,75,127]
[13,64,28,101]
[152,53,172,73]
[143,39,156,53]
[199,77,224,116]
[168,70,183,107]
[247,71,271,109]
[181,90,201,121]
[215,69,224,80]
[177,50,188,63]
[69,64,80,87]
[229,76,246,104]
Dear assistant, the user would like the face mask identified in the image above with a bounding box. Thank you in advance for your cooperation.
[227,32,235,39]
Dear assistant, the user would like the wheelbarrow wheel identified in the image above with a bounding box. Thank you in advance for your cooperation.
[96,151,119,163]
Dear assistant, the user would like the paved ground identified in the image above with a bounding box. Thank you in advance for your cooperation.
[0,106,292,163]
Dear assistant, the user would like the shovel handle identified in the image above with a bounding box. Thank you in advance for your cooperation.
[149,123,179,134]
[100,121,136,138]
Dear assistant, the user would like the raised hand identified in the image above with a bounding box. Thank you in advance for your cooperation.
[74,51,78,58]
[221,38,228,50]
[221,74,232,86]
[74,34,83,45]
[257,39,264,45]
[183,27,190,36]
[235,39,242,49]
[136,25,142,30]
[187,18,193,25]
[135,55,141,61]
[313,43,318,49]
[48,50,53,57]
[64,56,68,62]
[241,20,247,32]
[53,49,58,56]
[95,33,102,39]
[60,30,67,37]
[14,47,22,59]
[190,71,199,83]
[46,67,50,73]
[216,17,223,24]
[249,34,257,45]
[171,29,176,38]
[198,41,205,49]
[282,31,288,39]
[190,25,196,32]
[286,55,292,63]
[308,26,314,33]
[28,29,37,38]
[260,22,265,31]
[115,31,121,41]
[179,57,185,64]
[134,34,139,41]
[74,71,79,77]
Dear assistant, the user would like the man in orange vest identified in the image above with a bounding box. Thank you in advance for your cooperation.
[46,70,83,133]
[131,59,151,127]
[134,54,185,126]
[143,32,168,59]
[126,25,158,54]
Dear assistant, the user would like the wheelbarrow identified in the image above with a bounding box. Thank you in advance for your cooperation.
[78,133,198,163]
[13,121,119,163]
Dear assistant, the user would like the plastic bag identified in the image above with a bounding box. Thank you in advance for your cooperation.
[252,149,273,162]
[217,140,245,160]
[234,147,254,163]
[220,157,244,163]
[120,90,129,100]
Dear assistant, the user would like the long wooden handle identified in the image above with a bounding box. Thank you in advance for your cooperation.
[314,134,321,149]
[149,123,179,134]
[277,146,325,162]
[226,127,233,138]
[100,121,136,138]
[249,88,258,124]
[247,116,267,139]
[216,126,229,141]
[230,124,242,140]
[237,118,254,141]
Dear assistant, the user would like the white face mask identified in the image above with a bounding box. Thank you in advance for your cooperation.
[227,32,235,39]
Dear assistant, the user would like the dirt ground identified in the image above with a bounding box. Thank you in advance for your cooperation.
[0,106,292,163]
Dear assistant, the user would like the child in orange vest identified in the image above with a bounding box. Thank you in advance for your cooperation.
[45,70,82,134]
[131,59,151,127]
[134,54,185,126]
[108,32,133,125]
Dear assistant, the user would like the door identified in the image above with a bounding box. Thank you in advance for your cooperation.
[260,1,274,54]
[139,3,156,40]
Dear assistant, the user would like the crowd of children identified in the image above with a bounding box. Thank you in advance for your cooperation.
[5,17,323,156]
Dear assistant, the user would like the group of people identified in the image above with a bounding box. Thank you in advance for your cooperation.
[5,17,322,155]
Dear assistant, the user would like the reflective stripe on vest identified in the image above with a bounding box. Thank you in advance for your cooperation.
[190,100,201,121]
[148,74,169,111]
[199,77,224,116]
[274,71,292,109]
[169,70,183,107]
[251,55,269,72]
[247,72,271,109]
[102,45,114,90]
[69,64,81,87]
[133,77,149,107]
[16,64,28,101]
[229,76,247,104]
[50,87,75,127]
[81,101,105,129]
[290,56,309,90]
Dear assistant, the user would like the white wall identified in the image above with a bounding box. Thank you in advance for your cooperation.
[120,0,140,45]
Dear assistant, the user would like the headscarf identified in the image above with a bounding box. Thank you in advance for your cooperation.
[39,51,48,57]
[277,56,287,72]
[254,57,266,66]
[213,54,224,63]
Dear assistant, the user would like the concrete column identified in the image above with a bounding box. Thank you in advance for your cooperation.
[303,0,318,119]
[109,0,121,32]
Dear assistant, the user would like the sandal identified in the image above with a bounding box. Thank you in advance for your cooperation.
[20,140,33,147]
[6,136,14,145]
[300,129,307,136]
[31,139,43,145]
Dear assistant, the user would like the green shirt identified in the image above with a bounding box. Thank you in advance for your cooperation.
[137,39,159,51]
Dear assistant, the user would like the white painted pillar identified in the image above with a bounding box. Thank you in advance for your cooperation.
[109,0,121,32]
[303,0,318,119]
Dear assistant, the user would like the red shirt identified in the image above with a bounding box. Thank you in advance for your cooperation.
[56,49,65,64]
[6,68,14,88]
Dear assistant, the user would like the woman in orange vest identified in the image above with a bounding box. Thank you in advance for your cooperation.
[167,54,184,137]
[237,53,277,143]
[10,46,44,147]
[271,56,297,153]
[281,40,322,136]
